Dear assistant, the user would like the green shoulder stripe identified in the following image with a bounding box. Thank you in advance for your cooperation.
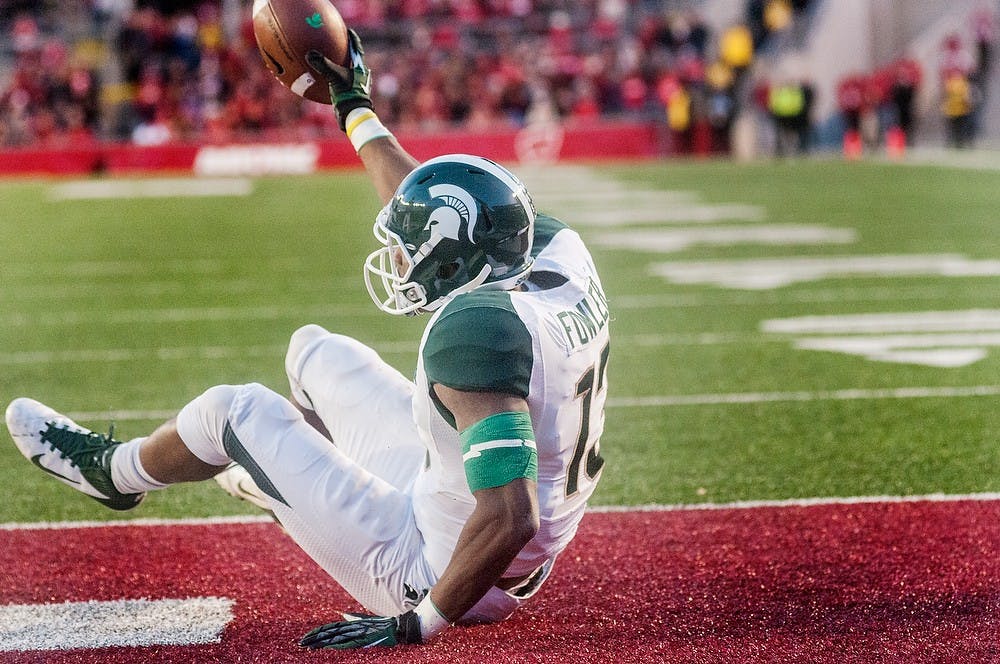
[423,290,533,399]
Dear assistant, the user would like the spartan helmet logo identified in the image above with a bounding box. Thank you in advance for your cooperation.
[423,184,479,243]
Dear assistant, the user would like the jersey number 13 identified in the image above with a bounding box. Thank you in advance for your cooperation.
[566,341,610,497]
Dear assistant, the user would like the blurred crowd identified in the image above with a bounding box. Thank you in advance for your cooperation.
[936,7,996,149]
[14,0,996,157]
[831,6,996,156]
[0,0,807,151]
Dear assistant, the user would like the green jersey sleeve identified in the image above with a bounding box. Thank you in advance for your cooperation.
[423,291,534,398]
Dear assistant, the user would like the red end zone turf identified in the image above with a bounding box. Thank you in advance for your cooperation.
[1,500,998,663]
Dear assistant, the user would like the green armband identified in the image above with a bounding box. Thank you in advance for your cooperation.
[460,411,538,492]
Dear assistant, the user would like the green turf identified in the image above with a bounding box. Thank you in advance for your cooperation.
[1,158,997,522]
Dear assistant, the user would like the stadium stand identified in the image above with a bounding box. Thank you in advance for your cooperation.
[0,0,994,164]
[0,0,743,151]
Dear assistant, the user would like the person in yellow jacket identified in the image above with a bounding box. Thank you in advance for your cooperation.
[941,70,978,148]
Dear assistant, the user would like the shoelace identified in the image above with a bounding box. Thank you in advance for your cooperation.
[39,423,116,466]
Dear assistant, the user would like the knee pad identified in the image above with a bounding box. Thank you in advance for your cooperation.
[285,324,330,409]
[176,384,240,466]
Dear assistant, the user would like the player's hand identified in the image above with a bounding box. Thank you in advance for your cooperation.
[299,610,422,649]
[306,29,373,131]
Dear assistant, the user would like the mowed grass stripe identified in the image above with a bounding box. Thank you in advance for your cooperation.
[23,384,994,424]
[0,333,757,365]
[5,283,995,324]
[4,288,995,328]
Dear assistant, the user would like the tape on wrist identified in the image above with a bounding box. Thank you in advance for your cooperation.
[414,595,451,641]
[345,107,391,152]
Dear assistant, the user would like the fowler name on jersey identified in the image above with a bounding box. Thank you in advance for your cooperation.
[553,277,610,352]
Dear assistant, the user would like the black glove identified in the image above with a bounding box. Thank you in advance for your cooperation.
[306,29,373,131]
[299,610,422,649]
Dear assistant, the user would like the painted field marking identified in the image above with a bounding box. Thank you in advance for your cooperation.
[902,147,1000,171]
[589,491,1000,512]
[49,178,253,200]
[0,345,288,365]
[598,225,855,252]
[614,284,969,308]
[649,254,1000,289]
[0,302,379,328]
[529,189,699,206]
[2,255,343,281]
[606,384,1000,407]
[1,258,225,280]
[763,310,1000,366]
[0,597,234,652]
[0,283,981,328]
[569,203,765,225]
[2,278,263,302]
[762,309,1000,334]
[516,164,622,191]
[0,340,414,365]
[793,333,1000,367]
[0,333,748,367]
[521,165,766,225]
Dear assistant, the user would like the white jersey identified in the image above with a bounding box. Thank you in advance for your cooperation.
[411,215,610,577]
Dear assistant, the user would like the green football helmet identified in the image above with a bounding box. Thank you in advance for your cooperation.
[364,154,536,315]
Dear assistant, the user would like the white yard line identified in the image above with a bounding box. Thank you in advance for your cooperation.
[3,493,998,531]
[596,225,854,251]
[0,597,234,651]
[593,285,986,309]
[0,335,739,366]
[32,384,996,424]
[3,285,983,328]
[570,203,766,225]
[0,303,380,327]
[0,515,275,530]
[49,178,253,200]
[607,384,1000,407]
[763,309,1000,334]
[650,254,1000,289]
[588,492,1000,513]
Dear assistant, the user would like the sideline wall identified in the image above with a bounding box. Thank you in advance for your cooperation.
[0,121,663,177]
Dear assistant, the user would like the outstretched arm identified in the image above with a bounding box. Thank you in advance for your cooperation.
[356,135,418,204]
[307,31,418,204]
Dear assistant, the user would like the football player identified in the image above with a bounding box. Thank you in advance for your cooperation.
[6,31,610,650]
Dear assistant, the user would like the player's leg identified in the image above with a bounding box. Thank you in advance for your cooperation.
[284,324,425,490]
[176,382,437,615]
[7,388,436,615]
[216,325,423,506]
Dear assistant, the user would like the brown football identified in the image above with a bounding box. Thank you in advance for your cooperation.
[251,0,350,105]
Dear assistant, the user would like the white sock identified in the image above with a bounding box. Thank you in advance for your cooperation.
[110,438,169,494]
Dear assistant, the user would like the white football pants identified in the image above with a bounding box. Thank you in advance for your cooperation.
[175,324,520,621]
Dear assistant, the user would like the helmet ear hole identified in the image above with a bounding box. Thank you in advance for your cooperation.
[437,262,460,280]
